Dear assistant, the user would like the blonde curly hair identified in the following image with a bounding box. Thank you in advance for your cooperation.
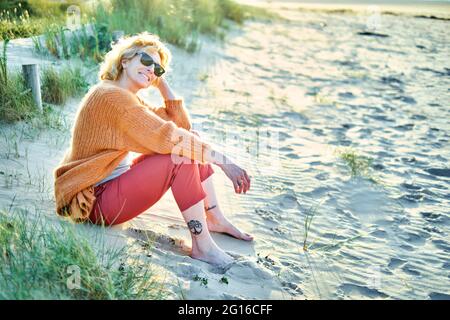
[98,32,171,82]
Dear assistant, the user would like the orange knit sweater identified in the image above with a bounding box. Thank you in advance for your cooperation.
[53,80,211,222]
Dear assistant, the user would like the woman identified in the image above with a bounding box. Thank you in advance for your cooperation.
[53,32,252,266]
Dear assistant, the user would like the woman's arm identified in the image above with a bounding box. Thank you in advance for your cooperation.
[155,77,177,100]
[157,78,192,130]
[143,78,192,130]
[145,81,251,194]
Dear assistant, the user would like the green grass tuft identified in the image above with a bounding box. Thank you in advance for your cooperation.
[0,0,91,41]
[336,148,373,178]
[1,40,88,125]
[0,209,167,300]
[219,276,229,285]
[92,0,276,53]
[302,200,324,252]
[41,65,89,105]
[193,274,208,287]
[23,0,276,60]
[0,39,38,123]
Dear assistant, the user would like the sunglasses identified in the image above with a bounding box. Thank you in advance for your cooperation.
[136,52,165,77]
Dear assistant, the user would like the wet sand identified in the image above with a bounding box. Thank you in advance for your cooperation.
[1,2,449,299]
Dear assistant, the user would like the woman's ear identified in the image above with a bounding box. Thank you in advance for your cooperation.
[121,58,128,69]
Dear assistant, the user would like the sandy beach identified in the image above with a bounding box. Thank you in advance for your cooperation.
[1,1,449,299]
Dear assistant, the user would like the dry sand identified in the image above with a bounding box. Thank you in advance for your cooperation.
[0,30,289,299]
[1,1,449,300]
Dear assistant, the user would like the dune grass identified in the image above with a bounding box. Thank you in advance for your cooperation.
[41,65,89,105]
[25,0,278,62]
[302,199,325,252]
[300,199,363,254]
[0,39,38,123]
[0,0,90,41]
[336,148,373,178]
[34,23,111,62]
[36,0,277,60]
[1,39,89,123]
[96,0,276,48]
[0,7,41,40]
[3,0,277,61]
[0,209,167,300]
[0,70,38,123]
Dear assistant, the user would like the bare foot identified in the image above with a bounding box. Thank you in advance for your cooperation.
[191,243,234,266]
[206,211,254,241]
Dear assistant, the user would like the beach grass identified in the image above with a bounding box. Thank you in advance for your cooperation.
[28,104,70,133]
[336,148,373,178]
[0,0,90,41]
[0,209,167,300]
[36,23,111,62]
[15,0,276,60]
[0,39,38,123]
[41,65,89,105]
[94,0,275,50]
[1,39,89,124]
[0,128,21,160]
[193,274,209,287]
[302,200,324,252]
[0,7,42,40]
[0,70,37,123]
[0,168,20,189]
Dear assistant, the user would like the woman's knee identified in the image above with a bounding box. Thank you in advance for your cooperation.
[198,163,214,181]
[131,154,202,185]
[132,153,173,166]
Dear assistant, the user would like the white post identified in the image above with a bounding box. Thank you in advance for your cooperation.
[22,64,43,112]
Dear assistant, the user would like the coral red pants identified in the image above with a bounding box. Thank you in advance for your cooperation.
[89,154,214,226]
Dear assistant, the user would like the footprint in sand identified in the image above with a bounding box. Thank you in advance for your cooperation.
[339,283,389,299]
[272,190,300,209]
[127,228,190,254]
[227,260,274,281]
[177,262,204,278]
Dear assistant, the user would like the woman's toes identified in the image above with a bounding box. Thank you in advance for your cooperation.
[206,214,253,241]
[234,229,253,241]
[240,232,254,241]
[227,225,253,241]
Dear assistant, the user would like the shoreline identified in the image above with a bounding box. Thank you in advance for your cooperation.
[237,0,450,19]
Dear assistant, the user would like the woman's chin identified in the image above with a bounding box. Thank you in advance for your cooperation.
[133,78,157,90]
[135,81,151,90]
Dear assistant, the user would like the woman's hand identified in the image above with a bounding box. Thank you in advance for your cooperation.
[219,162,251,194]
[151,77,161,88]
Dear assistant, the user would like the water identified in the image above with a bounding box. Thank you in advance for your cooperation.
[185,7,449,299]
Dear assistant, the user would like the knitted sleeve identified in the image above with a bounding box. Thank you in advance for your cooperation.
[142,98,192,131]
[108,90,210,163]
